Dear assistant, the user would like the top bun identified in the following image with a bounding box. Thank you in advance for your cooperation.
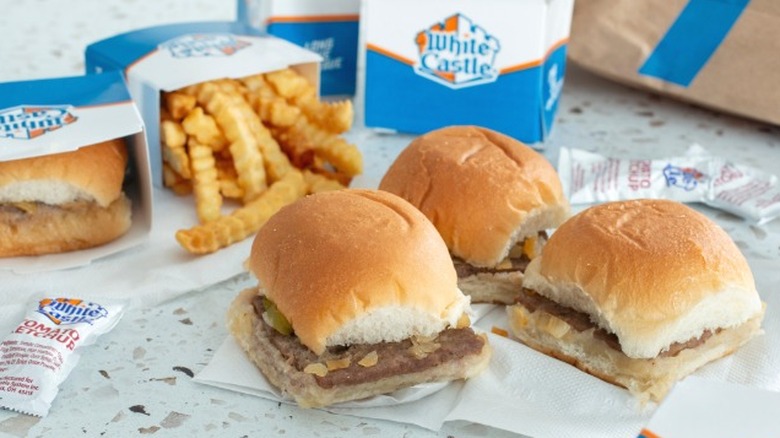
[0,139,128,207]
[249,189,471,355]
[379,125,569,267]
[522,199,763,359]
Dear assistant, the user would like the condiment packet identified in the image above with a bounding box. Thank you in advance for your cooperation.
[558,145,780,224]
[0,296,125,416]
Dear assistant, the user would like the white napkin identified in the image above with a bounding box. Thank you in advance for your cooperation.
[0,188,252,329]
[194,253,780,437]
[640,376,780,438]
[193,336,459,431]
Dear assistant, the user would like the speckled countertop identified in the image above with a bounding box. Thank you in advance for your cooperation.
[1,1,779,437]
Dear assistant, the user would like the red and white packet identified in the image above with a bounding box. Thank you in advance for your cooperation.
[0,296,125,416]
[559,144,780,225]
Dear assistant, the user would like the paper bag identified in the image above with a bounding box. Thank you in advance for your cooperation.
[567,0,780,126]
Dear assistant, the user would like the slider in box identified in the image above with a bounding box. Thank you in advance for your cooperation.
[85,21,322,187]
[360,0,574,145]
[0,71,152,272]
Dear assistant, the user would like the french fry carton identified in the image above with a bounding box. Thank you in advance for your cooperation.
[360,0,574,145]
[0,71,152,272]
[238,0,360,96]
[84,21,322,187]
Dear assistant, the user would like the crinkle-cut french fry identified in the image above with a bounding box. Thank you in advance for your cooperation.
[188,139,223,224]
[219,177,244,200]
[215,158,244,199]
[177,84,201,96]
[263,69,310,100]
[163,164,193,196]
[175,170,306,254]
[303,170,346,194]
[244,75,360,176]
[233,76,297,182]
[288,117,362,176]
[181,106,228,152]
[161,121,191,179]
[241,74,301,128]
[161,120,187,148]
[252,121,294,182]
[264,69,353,133]
[197,85,268,202]
[309,166,353,188]
[306,99,353,134]
[163,92,197,121]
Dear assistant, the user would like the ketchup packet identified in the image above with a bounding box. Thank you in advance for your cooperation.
[559,145,780,225]
[0,297,125,416]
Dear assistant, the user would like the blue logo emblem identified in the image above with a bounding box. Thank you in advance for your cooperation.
[37,298,108,325]
[414,14,500,89]
[161,34,251,58]
[0,105,77,140]
[663,164,704,191]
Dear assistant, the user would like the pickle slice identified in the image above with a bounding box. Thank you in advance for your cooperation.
[262,297,293,335]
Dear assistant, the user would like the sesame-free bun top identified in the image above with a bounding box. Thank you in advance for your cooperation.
[379,126,569,268]
[249,189,470,355]
[522,199,763,359]
[0,139,128,208]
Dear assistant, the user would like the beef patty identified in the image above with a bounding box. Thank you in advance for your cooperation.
[515,289,715,358]
[453,231,547,278]
[253,297,487,389]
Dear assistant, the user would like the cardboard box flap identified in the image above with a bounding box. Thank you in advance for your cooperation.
[0,71,144,161]
[86,21,322,92]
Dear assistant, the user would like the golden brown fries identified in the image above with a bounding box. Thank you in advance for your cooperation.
[188,139,223,224]
[264,68,354,134]
[182,107,228,153]
[164,92,197,121]
[175,170,306,254]
[160,68,360,254]
[302,170,346,194]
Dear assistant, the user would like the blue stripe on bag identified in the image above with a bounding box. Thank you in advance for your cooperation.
[638,0,750,87]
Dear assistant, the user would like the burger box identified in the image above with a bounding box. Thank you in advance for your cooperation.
[84,21,322,187]
[358,0,574,145]
[0,71,153,272]
[238,0,360,96]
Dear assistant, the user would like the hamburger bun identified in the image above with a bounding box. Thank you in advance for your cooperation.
[379,125,569,303]
[509,199,764,400]
[230,189,491,407]
[0,139,131,257]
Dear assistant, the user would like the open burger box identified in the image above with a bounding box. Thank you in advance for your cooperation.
[0,71,152,272]
[238,0,360,97]
[85,21,322,188]
[358,0,574,145]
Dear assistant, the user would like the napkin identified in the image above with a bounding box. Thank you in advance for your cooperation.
[194,254,780,437]
[639,376,780,438]
[0,188,254,330]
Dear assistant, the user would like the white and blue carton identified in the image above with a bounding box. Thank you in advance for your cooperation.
[0,71,152,272]
[85,21,322,187]
[359,0,574,145]
[238,0,360,96]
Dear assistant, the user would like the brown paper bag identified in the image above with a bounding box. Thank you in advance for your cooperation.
[568,0,780,126]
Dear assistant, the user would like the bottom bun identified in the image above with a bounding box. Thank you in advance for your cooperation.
[228,288,492,408]
[458,271,524,304]
[507,303,765,402]
[0,194,132,257]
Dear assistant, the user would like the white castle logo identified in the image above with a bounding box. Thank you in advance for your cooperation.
[414,14,501,89]
[37,298,108,326]
[161,33,251,58]
[0,105,77,140]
